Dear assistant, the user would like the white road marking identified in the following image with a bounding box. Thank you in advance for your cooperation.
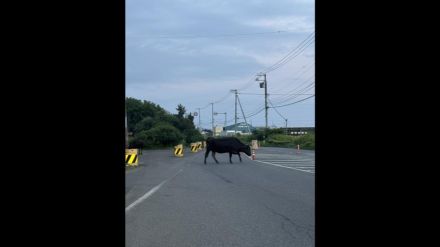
[253,160,315,174]
[283,166,315,169]
[125,169,183,213]
[262,160,314,162]
[268,162,314,165]
[269,163,315,165]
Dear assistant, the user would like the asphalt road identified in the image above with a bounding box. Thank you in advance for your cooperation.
[126,147,315,247]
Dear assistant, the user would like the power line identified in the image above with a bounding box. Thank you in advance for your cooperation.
[270,61,315,93]
[195,91,231,112]
[264,35,314,73]
[237,76,259,91]
[263,32,315,71]
[245,104,266,117]
[194,32,315,123]
[270,77,315,103]
[261,32,315,74]
[245,107,266,119]
[224,33,314,103]
[239,93,313,96]
[213,92,232,104]
[213,32,315,107]
[199,103,211,110]
[272,83,315,105]
[131,30,295,40]
[269,95,315,108]
[268,99,286,120]
[263,39,314,74]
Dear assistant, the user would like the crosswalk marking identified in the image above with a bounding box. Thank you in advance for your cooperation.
[254,158,315,174]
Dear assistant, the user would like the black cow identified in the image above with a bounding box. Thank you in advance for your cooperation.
[204,137,252,164]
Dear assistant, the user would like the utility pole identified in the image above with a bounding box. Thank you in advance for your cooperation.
[230,89,238,135]
[256,73,268,139]
[196,107,201,130]
[211,103,214,135]
[237,94,251,134]
[285,119,288,135]
[264,73,268,130]
[224,112,227,127]
[125,110,128,149]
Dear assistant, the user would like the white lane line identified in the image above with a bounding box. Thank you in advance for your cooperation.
[253,160,315,174]
[268,162,315,165]
[262,159,314,161]
[267,163,315,166]
[270,163,315,165]
[281,166,315,169]
[260,162,314,164]
[268,164,314,167]
[260,160,314,163]
[125,169,183,213]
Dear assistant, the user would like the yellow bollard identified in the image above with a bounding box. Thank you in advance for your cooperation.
[190,143,198,152]
[125,149,139,166]
[174,144,184,157]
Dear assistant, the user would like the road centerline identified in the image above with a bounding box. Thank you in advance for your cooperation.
[126,168,183,213]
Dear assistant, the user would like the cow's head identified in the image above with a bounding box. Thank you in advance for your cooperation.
[241,145,252,156]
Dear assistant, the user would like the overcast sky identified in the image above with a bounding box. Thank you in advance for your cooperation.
[126,0,315,129]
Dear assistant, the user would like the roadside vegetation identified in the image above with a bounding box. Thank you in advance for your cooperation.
[127,97,314,150]
[126,97,204,149]
[236,128,315,150]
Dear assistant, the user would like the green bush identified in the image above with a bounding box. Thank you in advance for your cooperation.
[254,133,315,150]
[251,129,265,141]
[130,123,183,148]
[129,131,153,149]
[235,135,253,145]
[267,134,295,143]
[134,116,156,134]
[293,134,315,149]
[183,128,204,144]
[148,124,184,146]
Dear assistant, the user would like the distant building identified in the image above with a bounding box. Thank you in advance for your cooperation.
[200,129,212,136]
[282,127,315,135]
[214,126,224,136]
[223,122,256,135]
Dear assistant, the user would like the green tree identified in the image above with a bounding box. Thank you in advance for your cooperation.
[147,123,184,146]
[176,104,186,118]
[126,98,145,132]
[183,128,204,144]
[187,112,194,122]
[134,116,156,134]
[129,130,154,149]
[126,98,203,148]
[126,97,169,132]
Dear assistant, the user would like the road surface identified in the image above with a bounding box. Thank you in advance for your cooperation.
[126,147,315,247]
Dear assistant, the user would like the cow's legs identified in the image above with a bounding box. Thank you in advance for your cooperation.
[212,151,219,164]
[238,153,242,162]
[204,149,210,164]
[229,152,233,164]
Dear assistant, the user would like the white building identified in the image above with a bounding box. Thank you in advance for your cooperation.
[213,125,224,136]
